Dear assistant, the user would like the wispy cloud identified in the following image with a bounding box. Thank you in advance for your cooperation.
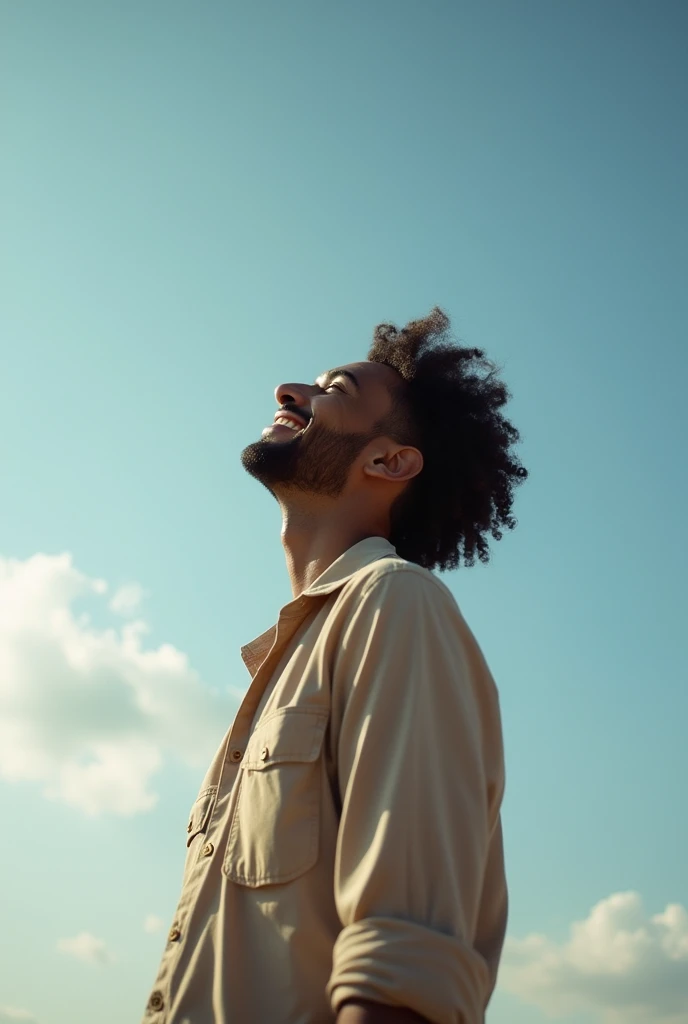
[109,582,146,617]
[57,932,114,966]
[0,1009,38,1023]
[143,914,165,934]
[500,891,688,1023]
[0,552,233,815]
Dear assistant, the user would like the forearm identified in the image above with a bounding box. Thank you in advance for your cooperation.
[337,999,429,1023]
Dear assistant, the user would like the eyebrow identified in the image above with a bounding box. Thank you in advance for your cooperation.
[316,368,360,390]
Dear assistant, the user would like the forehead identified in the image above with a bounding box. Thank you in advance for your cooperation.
[315,360,401,393]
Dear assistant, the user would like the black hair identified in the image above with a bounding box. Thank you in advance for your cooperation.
[368,307,528,572]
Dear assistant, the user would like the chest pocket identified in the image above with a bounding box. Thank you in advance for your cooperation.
[223,707,328,887]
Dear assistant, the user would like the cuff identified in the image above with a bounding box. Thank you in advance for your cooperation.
[327,916,491,1024]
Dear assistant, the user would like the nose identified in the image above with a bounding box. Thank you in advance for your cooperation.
[274,382,317,412]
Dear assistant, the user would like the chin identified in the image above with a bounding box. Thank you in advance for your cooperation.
[240,437,299,490]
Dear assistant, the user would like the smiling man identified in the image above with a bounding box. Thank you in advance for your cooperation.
[142,308,527,1024]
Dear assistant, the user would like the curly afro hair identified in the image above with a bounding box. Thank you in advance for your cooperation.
[367,307,528,573]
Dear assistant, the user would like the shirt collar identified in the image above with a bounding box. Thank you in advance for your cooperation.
[240,536,397,677]
[300,535,397,596]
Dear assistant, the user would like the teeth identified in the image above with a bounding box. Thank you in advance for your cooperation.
[274,417,301,430]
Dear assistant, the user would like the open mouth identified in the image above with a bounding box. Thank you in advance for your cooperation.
[263,410,311,439]
[271,410,310,432]
[273,415,305,431]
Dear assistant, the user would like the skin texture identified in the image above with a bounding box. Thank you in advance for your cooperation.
[241,359,424,598]
[337,999,429,1023]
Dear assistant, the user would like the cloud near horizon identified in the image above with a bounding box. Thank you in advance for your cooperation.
[0,552,233,815]
[0,1009,38,1023]
[500,890,688,1023]
[57,932,113,966]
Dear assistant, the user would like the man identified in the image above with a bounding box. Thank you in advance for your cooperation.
[142,308,527,1024]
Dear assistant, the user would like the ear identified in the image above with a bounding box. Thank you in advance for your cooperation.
[363,444,424,485]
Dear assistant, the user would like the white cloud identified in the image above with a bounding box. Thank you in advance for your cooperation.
[109,583,145,617]
[57,932,113,966]
[0,1010,38,1023]
[500,891,688,1023]
[143,914,165,933]
[0,553,234,815]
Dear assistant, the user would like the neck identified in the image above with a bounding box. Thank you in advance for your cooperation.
[277,492,389,597]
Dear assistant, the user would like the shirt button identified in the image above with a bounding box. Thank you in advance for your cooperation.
[260,746,269,761]
[148,991,164,1012]
[168,926,181,942]
[230,748,243,763]
[202,842,214,857]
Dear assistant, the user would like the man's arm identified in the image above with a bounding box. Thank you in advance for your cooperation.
[325,568,507,1024]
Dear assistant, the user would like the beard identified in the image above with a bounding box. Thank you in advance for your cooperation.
[240,419,379,499]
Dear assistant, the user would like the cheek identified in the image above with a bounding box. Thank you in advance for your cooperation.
[311,398,348,433]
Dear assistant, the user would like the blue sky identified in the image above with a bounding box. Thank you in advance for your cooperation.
[1,2,687,1022]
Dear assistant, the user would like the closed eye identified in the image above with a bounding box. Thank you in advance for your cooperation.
[326,383,346,393]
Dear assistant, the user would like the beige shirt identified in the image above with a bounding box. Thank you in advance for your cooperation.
[142,538,508,1024]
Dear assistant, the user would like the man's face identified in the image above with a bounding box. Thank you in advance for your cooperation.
[240,360,402,498]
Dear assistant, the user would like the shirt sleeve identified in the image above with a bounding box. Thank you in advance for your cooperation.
[325,567,508,1024]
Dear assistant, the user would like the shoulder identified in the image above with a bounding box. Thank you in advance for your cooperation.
[348,553,460,613]
[337,555,500,705]
[331,555,471,652]
[331,556,504,761]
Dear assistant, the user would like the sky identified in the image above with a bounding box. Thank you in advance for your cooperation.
[1,1,687,1022]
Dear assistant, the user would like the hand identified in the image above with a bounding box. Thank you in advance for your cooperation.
[337,999,429,1023]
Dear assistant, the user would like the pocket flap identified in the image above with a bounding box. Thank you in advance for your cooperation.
[186,785,217,846]
[243,708,328,771]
